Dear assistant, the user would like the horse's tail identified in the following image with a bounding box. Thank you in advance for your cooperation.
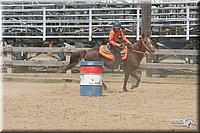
[58,50,87,73]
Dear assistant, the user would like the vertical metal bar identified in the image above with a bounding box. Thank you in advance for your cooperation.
[136,7,140,41]
[0,3,2,130]
[89,8,92,41]
[43,7,46,41]
[21,3,24,33]
[0,1,3,83]
[0,2,2,44]
[186,6,190,40]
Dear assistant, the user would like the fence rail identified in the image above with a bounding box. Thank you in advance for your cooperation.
[140,63,197,71]
[2,46,198,75]
[154,49,198,56]
[3,46,89,53]
[4,60,69,67]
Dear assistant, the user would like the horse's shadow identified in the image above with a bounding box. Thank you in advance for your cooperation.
[104,89,134,94]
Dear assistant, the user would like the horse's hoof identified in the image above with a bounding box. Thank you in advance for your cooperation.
[131,85,138,89]
[123,89,129,92]
[102,83,108,90]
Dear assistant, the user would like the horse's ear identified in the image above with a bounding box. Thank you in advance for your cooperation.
[147,34,151,39]
[141,34,145,38]
[141,34,151,38]
[141,34,146,42]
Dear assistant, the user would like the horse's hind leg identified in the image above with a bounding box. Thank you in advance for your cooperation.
[123,72,129,92]
[130,71,141,89]
[58,61,79,73]
[102,82,108,90]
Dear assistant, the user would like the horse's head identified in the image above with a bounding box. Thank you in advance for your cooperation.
[141,37,156,55]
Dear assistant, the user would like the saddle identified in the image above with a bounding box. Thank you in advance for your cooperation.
[99,43,128,61]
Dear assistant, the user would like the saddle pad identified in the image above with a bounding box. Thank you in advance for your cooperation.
[102,45,110,54]
[99,45,114,60]
[99,45,128,61]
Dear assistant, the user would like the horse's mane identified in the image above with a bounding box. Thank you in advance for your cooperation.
[128,38,157,52]
[127,41,141,50]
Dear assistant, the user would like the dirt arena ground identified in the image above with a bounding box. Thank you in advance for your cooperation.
[3,73,198,131]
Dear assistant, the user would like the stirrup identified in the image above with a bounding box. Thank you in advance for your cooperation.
[113,68,123,72]
[120,49,125,54]
[113,65,122,72]
[114,69,120,72]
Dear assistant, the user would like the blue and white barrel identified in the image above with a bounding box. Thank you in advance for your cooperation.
[80,61,104,96]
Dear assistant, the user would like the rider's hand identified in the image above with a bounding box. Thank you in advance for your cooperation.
[116,43,122,47]
[127,42,133,46]
[128,42,134,47]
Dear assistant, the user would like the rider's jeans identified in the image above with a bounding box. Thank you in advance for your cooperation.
[110,45,121,69]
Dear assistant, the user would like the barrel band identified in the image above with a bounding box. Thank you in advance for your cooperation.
[80,61,104,66]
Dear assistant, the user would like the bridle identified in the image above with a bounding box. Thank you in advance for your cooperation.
[130,37,156,58]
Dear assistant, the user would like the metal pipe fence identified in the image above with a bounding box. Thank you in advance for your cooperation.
[1,1,199,41]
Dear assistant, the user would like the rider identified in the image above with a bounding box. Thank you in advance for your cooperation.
[109,20,132,72]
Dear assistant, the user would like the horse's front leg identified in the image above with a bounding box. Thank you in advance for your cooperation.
[130,71,141,89]
[123,71,129,92]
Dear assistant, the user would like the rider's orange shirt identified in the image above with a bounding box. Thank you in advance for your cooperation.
[109,28,131,46]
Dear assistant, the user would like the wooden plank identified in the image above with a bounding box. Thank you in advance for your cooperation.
[3,73,72,79]
[3,46,89,53]
[140,63,198,71]
[3,61,198,71]
[154,49,198,56]
[4,60,69,67]
[6,51,13,74]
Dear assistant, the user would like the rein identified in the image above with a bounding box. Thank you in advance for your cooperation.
[130,38,147,58]
[141,38,149,50]
[131,49,146,57]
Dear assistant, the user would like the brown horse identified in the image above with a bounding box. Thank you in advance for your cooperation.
[59,37,156,92]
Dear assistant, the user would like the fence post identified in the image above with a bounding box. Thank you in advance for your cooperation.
[141,0,152,77]
[66,55,71,76]
[146,53,152,77]
[6,45,13,74]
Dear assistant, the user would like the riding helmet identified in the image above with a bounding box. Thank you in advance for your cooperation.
[113,20,121,28]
